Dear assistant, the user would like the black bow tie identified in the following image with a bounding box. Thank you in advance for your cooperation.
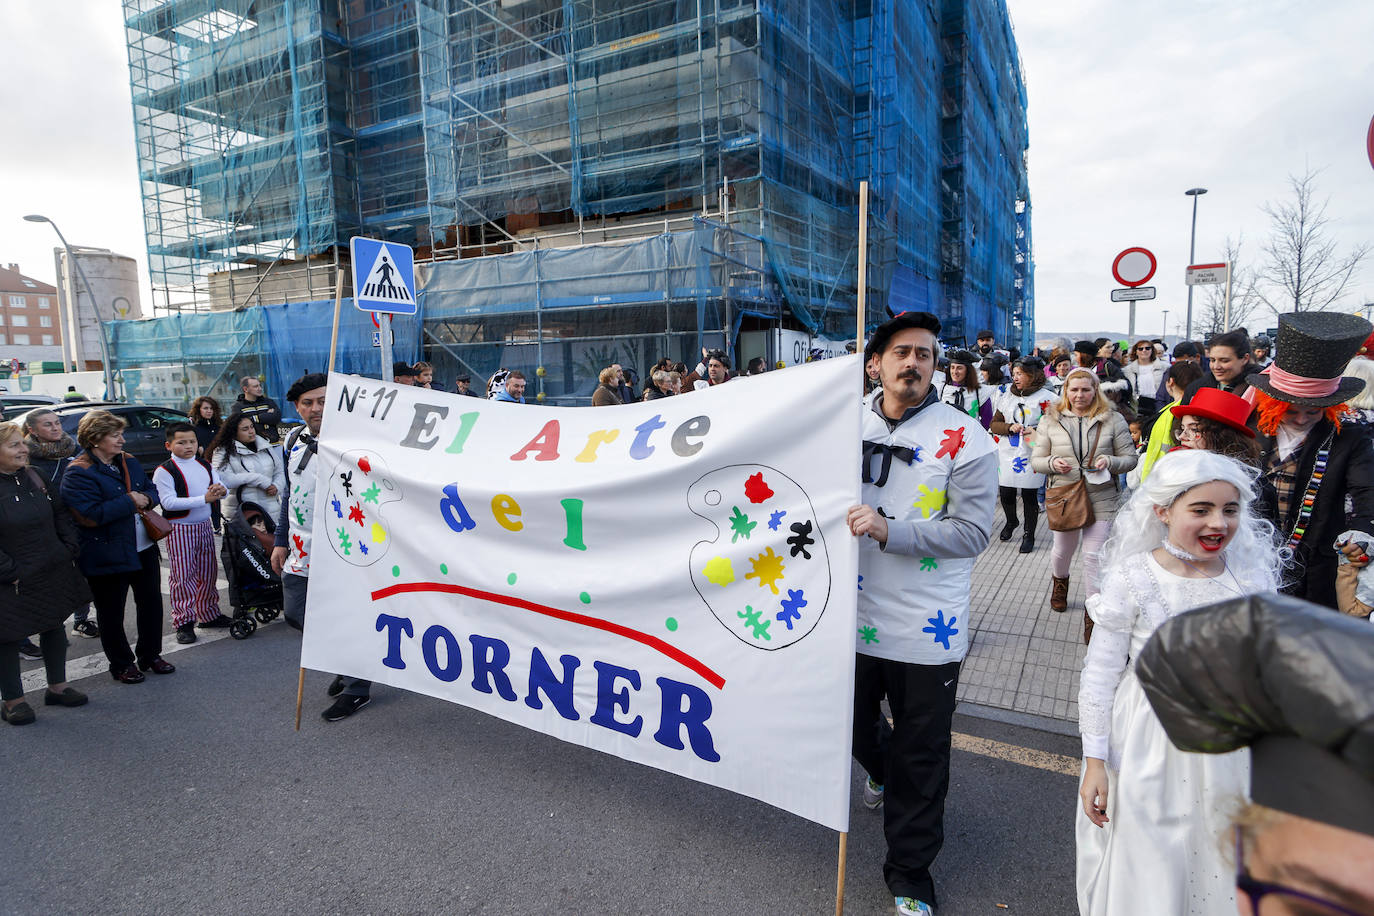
[862,440,916,488]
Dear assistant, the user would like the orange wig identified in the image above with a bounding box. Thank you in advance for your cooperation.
[1253,389,1348,437]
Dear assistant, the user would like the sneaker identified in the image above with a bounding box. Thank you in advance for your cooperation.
[17,640,42,660]
[326,675,347,698]
[176,623,197,644]
[895,897,934,915]
[197,615,234,629]
[863,777,884,810]
[321,694,370,722]
[72,619,100,639]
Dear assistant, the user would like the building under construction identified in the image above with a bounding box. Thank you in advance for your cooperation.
[122,0,1031,404]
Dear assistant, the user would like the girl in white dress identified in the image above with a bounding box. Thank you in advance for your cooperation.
[1076,449,1281,915]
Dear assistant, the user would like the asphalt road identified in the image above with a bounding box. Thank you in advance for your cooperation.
[2,616,1079,916]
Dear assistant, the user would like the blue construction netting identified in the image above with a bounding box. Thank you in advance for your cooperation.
[107,300,420,419]
[123,0,1032,358]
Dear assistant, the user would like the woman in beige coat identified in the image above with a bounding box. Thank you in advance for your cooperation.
[1032,368,1137,633]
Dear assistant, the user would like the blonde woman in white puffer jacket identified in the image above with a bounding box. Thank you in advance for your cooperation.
[206,410,285,520]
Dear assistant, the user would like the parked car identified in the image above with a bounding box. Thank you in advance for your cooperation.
[15,402,195,479]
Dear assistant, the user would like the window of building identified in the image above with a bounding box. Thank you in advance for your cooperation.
[37,297,50,309]
[0,313,7,325]
[41,335,53,346]
[13,334,29,346]
[11,315,27,327]
[0,335,7,346]
[20,279,35,288]
[39,316,51,327]
[7,295,23,308]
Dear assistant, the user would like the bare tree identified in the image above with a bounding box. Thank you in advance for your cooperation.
[1256,168,1371,313]
[1196,236,1264,336]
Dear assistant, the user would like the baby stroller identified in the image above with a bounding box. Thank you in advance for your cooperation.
[219,500,283,639]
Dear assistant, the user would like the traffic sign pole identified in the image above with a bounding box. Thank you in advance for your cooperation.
[380,313,394,382]
[1129,301,1136,338]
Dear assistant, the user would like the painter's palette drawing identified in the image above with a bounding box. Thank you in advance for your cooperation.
[688,465,831,649]
[325,450,402,566]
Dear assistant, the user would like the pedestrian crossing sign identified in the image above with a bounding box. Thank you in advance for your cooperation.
[350,237,417,315]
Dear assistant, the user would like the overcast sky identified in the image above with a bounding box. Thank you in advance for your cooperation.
[1,1,1370,339]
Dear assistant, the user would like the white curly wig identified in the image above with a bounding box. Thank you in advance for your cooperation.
[1102,448,1282,590]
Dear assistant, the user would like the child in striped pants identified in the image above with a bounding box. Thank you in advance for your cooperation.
[153,424,230,644]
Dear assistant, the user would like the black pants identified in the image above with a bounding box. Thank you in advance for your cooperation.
[0,626,68,701]
[88,546,164,671]
[852,654,960,906]
[998,485,1038,533]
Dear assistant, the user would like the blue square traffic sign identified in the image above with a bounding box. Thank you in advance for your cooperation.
[351,237,417,315]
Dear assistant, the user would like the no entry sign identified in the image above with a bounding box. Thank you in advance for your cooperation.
[1112,248,1157,288]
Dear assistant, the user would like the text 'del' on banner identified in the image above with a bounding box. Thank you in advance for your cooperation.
[299,357,862,830]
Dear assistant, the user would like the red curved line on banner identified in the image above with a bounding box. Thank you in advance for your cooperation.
[371,581,726,690]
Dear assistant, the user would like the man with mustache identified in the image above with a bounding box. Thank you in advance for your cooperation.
[849,311,998,915]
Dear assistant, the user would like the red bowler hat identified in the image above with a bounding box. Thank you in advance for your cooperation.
[1172,387,1256,438]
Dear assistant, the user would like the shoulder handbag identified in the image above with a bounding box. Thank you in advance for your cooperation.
[122,456,172,542]
[1044,418,1102,532]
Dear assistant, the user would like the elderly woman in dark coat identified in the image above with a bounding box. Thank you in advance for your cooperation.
[0,422,92,725]
[63,410,174,684]
[25,407,100,639]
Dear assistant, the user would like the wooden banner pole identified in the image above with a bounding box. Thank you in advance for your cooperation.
[294,666,306,731]
[856,181,870,350]
[327,270,345,375]
[834,831,849,916]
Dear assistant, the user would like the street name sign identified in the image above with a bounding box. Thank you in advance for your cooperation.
[1186,263,1229,286]
[1111,286,1156,302]
[351,237,417,315]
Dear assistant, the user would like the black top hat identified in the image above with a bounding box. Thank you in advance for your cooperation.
[1245,312,1372,407]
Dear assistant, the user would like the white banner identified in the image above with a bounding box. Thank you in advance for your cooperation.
[300,358,862,830]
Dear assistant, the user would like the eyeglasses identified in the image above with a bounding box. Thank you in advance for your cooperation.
[1235,828,1368,916]
[1136,345,1154,351]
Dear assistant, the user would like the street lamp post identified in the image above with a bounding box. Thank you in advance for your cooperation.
[23,215,117,399]
[1184,187,1207,340]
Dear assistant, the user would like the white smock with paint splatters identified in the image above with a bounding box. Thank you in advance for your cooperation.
[857,392,997,665]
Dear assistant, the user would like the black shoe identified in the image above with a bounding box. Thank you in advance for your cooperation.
[1019,533,1035,554]
[44,687,88,707]
[72,620,100,639]
[110,666,145,685]
[2,701,35,725]
[321,694,370,722]
[998,521,1018,542]
[326,675,346,698]
[176,623,197,644]
[139,657,176,675]
[197,615,234,629]
[17,640,42,660]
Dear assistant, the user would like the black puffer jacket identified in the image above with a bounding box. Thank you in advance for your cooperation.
[0,467,92,642]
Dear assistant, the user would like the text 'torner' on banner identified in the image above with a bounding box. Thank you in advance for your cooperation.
[298,357,862,830]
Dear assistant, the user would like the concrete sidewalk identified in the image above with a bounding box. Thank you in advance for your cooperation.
[961,503,1086,732]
